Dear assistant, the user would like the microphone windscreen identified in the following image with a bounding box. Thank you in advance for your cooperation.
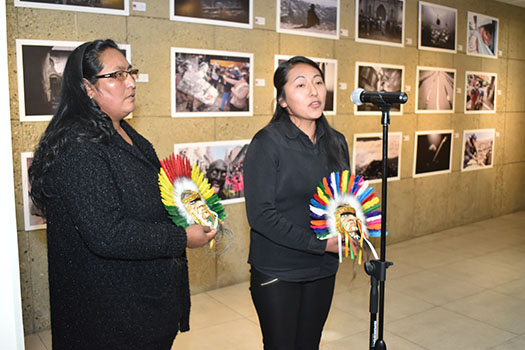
[351,88,364,106]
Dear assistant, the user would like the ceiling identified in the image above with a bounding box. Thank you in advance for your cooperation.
[493,0,525,8]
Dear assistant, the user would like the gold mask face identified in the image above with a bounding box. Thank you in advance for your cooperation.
[181,190,218,228]
[335,204,359,238]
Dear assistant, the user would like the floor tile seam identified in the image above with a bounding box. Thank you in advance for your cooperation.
[328,304,369,323]
[468,257,525,276]
[389,255,466,270]
[439,303,522,337]
[189,315,258,335]
[380,327,433,350]
[24,334,45,350]
[384,302,442,325]
[440,287,524,307]
[333,283,371,296]
[485,334,525,350]
[205,291,251,319]
[390,262,485,285]
[425,265,499,288]
[381,301,438,325]
[379,276,459,307]
[387,283,490,309]
[426,264,525,288]
[384,305,441,326]
[488,275,525,292]
[36,332,50,350]
[386,304,518,345]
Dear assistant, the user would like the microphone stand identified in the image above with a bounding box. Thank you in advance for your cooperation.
[364,103,394,350]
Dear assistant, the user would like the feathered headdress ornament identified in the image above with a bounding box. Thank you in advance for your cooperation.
[310,170,381,264]
[158,153,231,252]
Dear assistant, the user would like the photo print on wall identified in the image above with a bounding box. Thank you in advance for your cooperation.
[465,71,497,114]
[415,66,456,114]
[171,47,253,117]
[354,61,405,115]
[275,55,337,115]
[21,152,46,231]
[413,130,453,178]
[173,139,250,205]
[277,0,340,39]
[352,132,402,183]
[461,129,495,172]
[467,12,498,59]
[16,39,131,122]
[418,1,457,53]
[355,0,405,47]
[170,0,253,29]
[14,0,129,15]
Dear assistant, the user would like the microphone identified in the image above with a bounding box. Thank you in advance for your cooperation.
[351,88,408,107]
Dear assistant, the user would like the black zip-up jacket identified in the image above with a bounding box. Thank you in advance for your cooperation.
[244,117,350,282]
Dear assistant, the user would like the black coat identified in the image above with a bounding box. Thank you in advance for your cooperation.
[45,121,189,350]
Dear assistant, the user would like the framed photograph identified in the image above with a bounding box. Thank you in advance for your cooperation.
[171,47,253,117]
[21,152,46,231]
[461,129,495,172]
[355,0,405,47]
[174,139,250,205]
[354,61,404,115]
[275,55,337,115]
[467,12,498,58]
[413,130,453,178]
[465,71,496,114]
[415,66,456,114]
[14,0,129,16]
[16,39,131,122]
[277,0,340,40]
[170,0,252,29]
[352,132,402,183]
[418,1,457,53]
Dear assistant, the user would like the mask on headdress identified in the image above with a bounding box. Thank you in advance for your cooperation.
[310,170,382,264]
[158,154,232,253]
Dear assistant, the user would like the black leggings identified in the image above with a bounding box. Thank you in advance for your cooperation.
[250,268,336,350]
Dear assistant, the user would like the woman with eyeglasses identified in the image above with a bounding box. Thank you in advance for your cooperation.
[29,39,216,350]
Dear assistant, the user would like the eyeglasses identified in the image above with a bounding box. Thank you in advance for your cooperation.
[95,69,139,81]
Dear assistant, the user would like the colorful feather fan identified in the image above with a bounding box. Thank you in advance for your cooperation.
[158,153,229,250]
[310,170,381,263]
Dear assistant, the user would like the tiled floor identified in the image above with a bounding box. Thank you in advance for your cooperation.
[26,211,525,349]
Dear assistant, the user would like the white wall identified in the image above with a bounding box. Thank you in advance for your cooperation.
[0,0,25,348]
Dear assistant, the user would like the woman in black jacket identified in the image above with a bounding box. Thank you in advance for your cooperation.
[244,56,350,349]
[29,39,215,350]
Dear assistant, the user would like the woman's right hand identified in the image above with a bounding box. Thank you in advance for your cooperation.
[185,224,217,248]
[325,236,340,253]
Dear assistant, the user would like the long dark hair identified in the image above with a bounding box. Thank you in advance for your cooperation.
[29,39,119,215]
[271,56,348,172]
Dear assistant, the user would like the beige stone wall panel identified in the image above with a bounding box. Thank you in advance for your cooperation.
[8,0,525,336]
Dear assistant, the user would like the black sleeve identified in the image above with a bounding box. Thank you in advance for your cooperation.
[51,143,187,260]
[244,132,327,255]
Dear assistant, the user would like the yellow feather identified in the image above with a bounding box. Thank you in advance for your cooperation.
[362,196,379,210]
[158,169,175,206]
[341,170,349,193]
[317,187,329,204]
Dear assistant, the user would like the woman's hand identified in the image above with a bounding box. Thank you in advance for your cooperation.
[186,225,217,248]
[325,236,340,253]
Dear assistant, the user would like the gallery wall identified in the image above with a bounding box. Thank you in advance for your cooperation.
[7,0,525,335]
